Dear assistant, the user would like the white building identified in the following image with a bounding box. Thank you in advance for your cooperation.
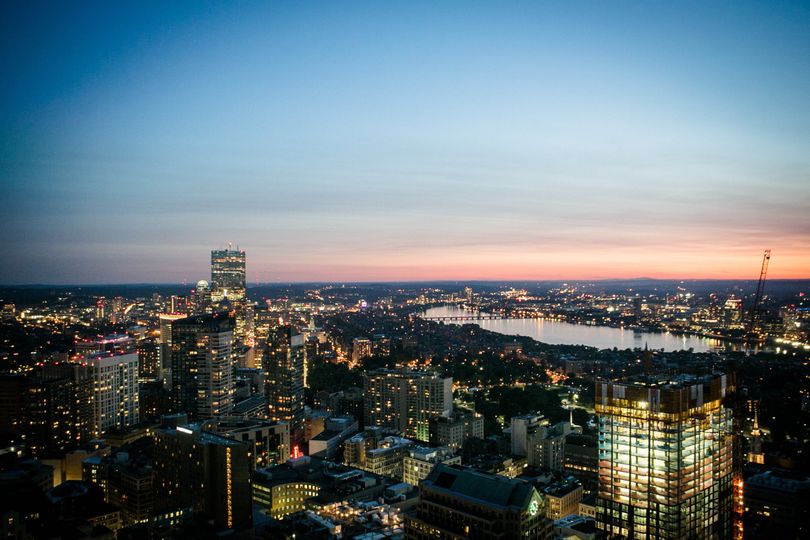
[87,351,139,435]
[402,445,460,486]
[510,413,546,457]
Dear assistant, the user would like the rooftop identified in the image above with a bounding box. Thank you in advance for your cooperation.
[423,464,536,510]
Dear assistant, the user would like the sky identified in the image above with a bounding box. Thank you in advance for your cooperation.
[1,1,809,284]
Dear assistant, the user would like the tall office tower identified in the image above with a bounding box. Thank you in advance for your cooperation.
[153,423,253,529]
[263,325,305,450]
[158,313,186,383]
[210,247,248,342]
[170,312,235,419]
[86,350,140,435]
[405,464,552,539]
[595,373,734,539]
[363,369,453,440]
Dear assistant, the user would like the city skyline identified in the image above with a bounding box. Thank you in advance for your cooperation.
[2,2,809,283]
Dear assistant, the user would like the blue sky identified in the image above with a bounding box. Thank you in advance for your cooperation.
[2,1,809,283]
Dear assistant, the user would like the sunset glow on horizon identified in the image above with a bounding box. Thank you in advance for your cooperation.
[2,2,808,284]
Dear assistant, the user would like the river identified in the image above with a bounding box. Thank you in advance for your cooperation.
[422,305,726,352]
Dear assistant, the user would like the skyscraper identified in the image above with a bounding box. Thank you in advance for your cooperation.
[170,312,235,419]
[595,373,734,539]
[210,247,249,342]
[263,325,305,450]
[363,369,453,440]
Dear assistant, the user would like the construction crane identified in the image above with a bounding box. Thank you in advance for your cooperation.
[746,249,771,337]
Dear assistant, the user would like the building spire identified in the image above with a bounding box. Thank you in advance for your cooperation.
[644,342,652,375]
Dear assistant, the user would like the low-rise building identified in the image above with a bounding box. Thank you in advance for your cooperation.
[405,464,552,539]
[402,445,460,486]
[429,409,484,451]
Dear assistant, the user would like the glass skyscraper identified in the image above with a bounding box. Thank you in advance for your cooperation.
[210,248,249,342]
[595,373,734,539]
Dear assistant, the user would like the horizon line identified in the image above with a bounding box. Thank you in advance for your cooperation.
[2,277,810,288]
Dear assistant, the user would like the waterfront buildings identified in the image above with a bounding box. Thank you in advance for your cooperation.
[170,312,235,419]
[363,368,452,440]
[594,373,734,539]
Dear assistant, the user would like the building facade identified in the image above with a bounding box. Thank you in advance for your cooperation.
[429,409,484,451]
[263,325,305,450]
[364,369,452,440]
[595,373,734,539]
[87,351,140,435]
[170,312,235,419]
[210,248,249,342]
[405,464,552,539]
[152,423,252,529]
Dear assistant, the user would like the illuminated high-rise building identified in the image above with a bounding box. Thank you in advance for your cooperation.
[211,247,248,343]
[351,337,372,364]
[170,312,235,419]
[363,369,453,440]
[86,350,140,435]
[158,313,186,383]
[263,325,305,450]
[595,373,734,539]
[153,422,253,529]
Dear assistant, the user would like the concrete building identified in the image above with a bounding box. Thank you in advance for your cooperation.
[527,421,571,471]
[308,415,359,459]
[429,409,484,451]
[365,437,414,479]
[543,478,583,520]
[511,414,547,457]
[363,369,452,440]
[402,445,460,486]
[405,464,552,539]
[86,350,139,435]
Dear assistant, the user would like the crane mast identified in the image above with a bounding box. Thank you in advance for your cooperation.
[747,249,771,336]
